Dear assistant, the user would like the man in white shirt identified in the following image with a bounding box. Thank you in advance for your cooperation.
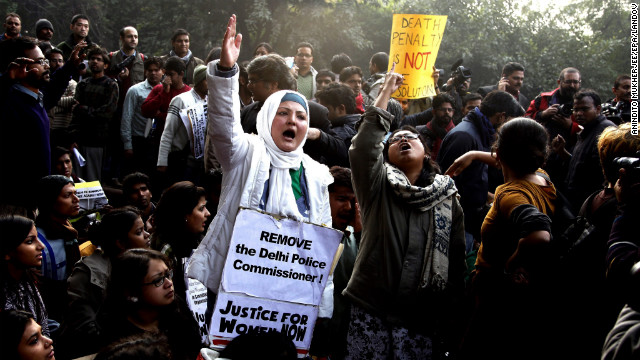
[157,64,210,185]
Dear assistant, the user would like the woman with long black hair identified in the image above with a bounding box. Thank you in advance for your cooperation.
[343,66,467,359]
[99,248,202,360]
[0,215,50,337]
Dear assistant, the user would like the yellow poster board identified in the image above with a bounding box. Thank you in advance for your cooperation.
[388,14,447,99]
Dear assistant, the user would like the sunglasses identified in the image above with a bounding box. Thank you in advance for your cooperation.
[388,133,420,145]
[142,269,173,287]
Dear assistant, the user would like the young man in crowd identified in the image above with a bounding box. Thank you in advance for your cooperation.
[294,41,317,100]
[477,62,529,109]
[69,46,119,182]
[57,14,93,61]
[122,172,156,225]
[1,12,21,41]
[161,29,204,86]
[121,56,164,176]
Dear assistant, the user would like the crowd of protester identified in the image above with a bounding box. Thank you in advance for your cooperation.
[0,10,638,360]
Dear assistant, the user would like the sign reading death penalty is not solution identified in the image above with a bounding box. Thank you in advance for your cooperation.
[389,14,447,99]
[210,209,342,354]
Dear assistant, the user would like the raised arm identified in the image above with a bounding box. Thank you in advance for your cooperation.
[219,14,242,69]
[349,66,404,207]
[205,14,249,170]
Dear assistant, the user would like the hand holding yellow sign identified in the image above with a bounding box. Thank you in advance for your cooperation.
[388,14,447,99]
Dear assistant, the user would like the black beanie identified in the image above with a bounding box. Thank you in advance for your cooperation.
[35,19,54,33]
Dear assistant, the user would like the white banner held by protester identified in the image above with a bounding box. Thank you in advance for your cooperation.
[220,208,342,305]
[184,254,210,345]
[180,102,208,159]
[210,292,317,351]
[210,209,342,356]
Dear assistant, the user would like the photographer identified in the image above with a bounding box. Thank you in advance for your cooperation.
[602,75,631,125]
[526,67,581,142]
[104,26,145,183]
[554,123,640,359]
[440,60,472,123]
[602,153,640,360]
[528,67,583,186]
[606,149,640,310]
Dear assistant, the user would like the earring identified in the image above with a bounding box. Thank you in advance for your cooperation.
[127,296,138,303]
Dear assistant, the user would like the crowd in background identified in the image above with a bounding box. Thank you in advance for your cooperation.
[0,10,638,360]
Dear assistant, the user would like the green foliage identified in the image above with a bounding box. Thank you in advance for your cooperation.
[4,0,630,100]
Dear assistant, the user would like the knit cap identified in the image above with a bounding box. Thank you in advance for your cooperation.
[36,19,54,33]
[193,64,207,86]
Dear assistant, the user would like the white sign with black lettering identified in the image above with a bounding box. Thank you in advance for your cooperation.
[74,181,109,210]
[210,292,317,350]
[220,209,342,305]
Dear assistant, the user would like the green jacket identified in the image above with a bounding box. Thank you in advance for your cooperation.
[344,106,467,334]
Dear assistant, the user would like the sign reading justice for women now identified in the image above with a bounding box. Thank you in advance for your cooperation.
[210,209,342,354]
[388,14,447,99]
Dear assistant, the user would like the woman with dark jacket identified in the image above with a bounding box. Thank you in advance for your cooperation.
[344,66,467,359]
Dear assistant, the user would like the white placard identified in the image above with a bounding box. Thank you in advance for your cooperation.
[210,291,317,352]
[74,181,108,210]
[186,274,210,344]
[180,102,207,159]
[220,209,342,305]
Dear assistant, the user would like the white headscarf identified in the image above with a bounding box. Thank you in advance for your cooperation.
[256,90,310,221]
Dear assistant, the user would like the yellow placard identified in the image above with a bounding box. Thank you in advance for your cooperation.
[388,14,447,99]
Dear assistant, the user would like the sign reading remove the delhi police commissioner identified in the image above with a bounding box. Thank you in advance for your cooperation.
[389,14,447,99]
[210,209,342,352]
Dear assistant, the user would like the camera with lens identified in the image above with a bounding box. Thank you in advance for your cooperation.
[112,54,135,74]
[440,59,471,93]
[556,103,573,118]
[613,152,640,184]
[602,101,625,124]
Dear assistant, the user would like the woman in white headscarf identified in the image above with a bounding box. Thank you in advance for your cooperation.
[187,15,332,304]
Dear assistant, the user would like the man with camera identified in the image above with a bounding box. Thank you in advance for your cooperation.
[526,67,582,141]
[440,60,472,123]
[603,74,631,124]
[108,27,145,86]
[477,62,529,109]
[527,67,583,186]
[105,26,145,182]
